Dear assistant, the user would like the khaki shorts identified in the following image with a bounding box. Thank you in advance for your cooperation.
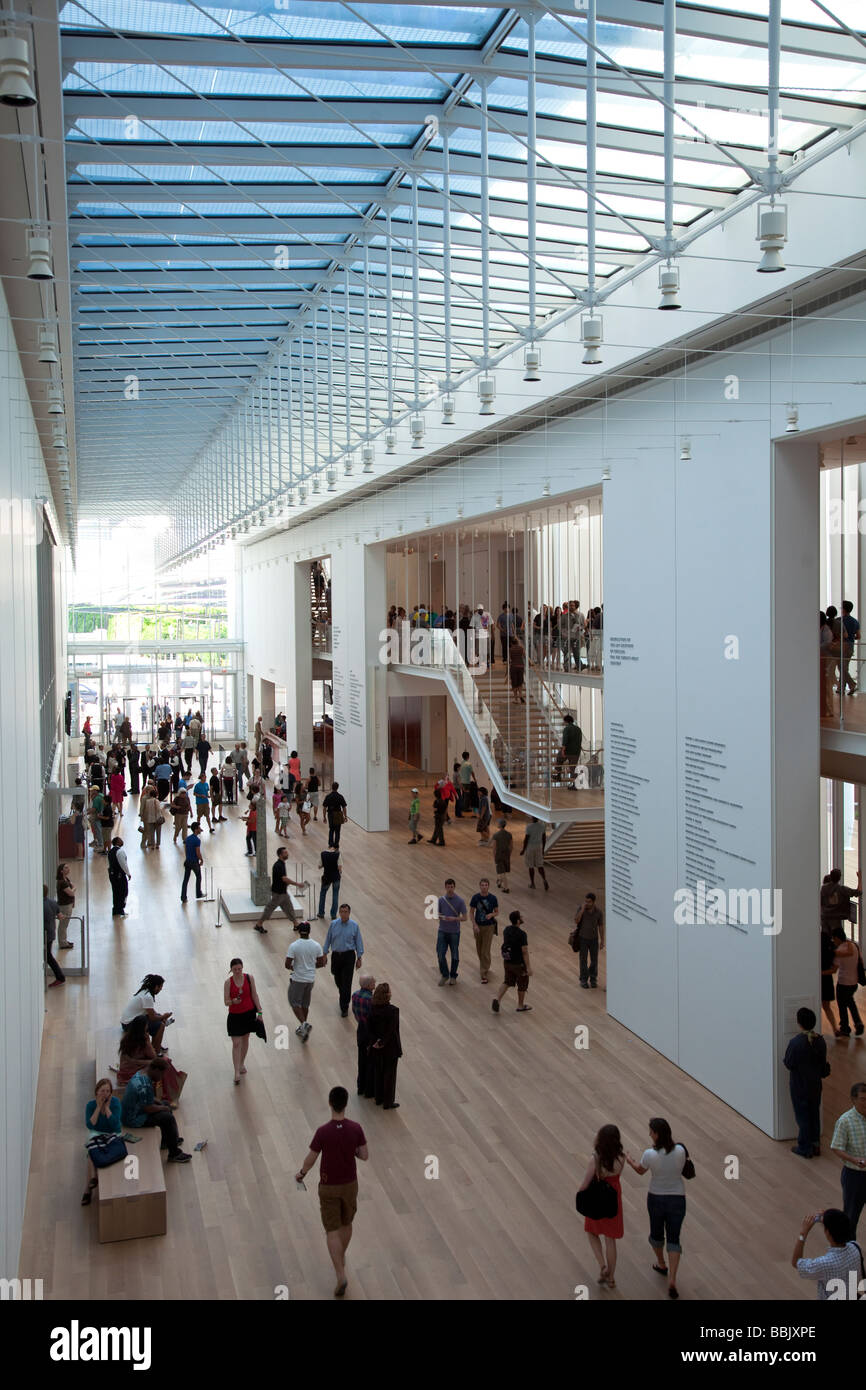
[288,979,313,1009]
[318,1180,358,1232]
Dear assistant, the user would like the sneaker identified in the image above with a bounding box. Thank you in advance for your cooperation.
[448,978,457,986]
[59,942,75,949]
[579,981,589,989]
[590,981,598,989]
[437,976,448,986]
[301,1024,311,1042]
[167,1151,192,1163]
[856,1026,865,1037]
[254,923,267,934]
[295,1025,304,1036]
[180,898,187,904]
[491,999,500,1013]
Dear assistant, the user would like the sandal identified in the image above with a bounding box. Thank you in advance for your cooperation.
[597,1267,609,1283]
[81,1179,97,1206]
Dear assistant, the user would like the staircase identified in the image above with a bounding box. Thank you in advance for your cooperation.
[546,821,605,862]
[310,561,330,651]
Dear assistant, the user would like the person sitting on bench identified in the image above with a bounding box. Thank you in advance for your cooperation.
[120,1059,191,1163]
[120,974,173,1051]
[82,1077,122,1205]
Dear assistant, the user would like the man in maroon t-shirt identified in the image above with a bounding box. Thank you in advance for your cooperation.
[296,1085,369,1297]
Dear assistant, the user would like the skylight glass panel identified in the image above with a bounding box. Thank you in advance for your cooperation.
[68,119,421,146]
[69,164,391,185]
[59,1,500,44]
[64,63,456,102]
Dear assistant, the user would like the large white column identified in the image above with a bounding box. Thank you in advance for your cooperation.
[603,426,818,1137]
[330,543,389,830]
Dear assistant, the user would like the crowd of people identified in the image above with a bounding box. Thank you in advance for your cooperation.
[53,697,866,1301]
[387,598,603,672]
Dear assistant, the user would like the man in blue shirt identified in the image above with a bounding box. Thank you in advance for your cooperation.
[192,776,212,832]
[121,1060,191,1162]
[437,878,467,986]
[181,822,204,903]
[154,757,172,800]
[469,878,499,984]
[839,600,861,696]
[323,904,365,1017]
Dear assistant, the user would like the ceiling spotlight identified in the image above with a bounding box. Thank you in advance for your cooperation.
[409,413,425,448]
[27,231,53,281]
[38,326,58,363]
[297,482,308,504]
[441,394,456,424]
[581,314,603,366]
[47,385,64,414]
[658,263,681,310]
[602,464,611,481]
[757,202,787,273]
[478,374,496,415]
[52,431,67,450]
[311,475,322,494]
[679,436,692,461]
[785,404,799,433]
[343,455,354,476]
[361,442,375,473]
[542,479,551,497]
[523,345,541,381]
[385,429,397,454]
[326,467,337,491]
[0,30,36,107]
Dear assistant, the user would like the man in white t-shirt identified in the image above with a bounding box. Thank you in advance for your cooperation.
[285,921,326,1042]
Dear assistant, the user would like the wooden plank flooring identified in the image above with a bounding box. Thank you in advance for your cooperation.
[19,778,866,1300]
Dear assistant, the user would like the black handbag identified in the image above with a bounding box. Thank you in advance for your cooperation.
[253,1016,267,1042]
[85,1133,128,1168]
[575,1175,618,1219]
[680,1143,696,1181]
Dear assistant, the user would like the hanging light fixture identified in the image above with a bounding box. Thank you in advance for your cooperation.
[47,384,64,414]
[0,29,36,107]
[757,202,787,273]
[602,464,611,481]
[523,345,541,381]
[785,404,799,433]
[326,468,337,491]
[679,436,692,461]
[385,429,397,454]
[344,454,354,476]
[297,482,308,504]
[26,229,53,281]
[658,264,681,310]
[409,413,425,448]
[441,395,456,424]
[38,325,58,363]
[478,374,496,415]
[542,479,551,496]
[361,442,375,473]
[311,475,322,494]
[52,430,67,450]
[581,314,603,366]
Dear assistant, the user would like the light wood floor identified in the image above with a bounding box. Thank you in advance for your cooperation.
[20,776,866,1301]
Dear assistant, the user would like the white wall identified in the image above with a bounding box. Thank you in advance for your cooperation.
[0,281,63,1276]
[240,293,866,1135]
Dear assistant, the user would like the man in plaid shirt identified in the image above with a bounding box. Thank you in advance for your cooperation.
[351,974,376,1098]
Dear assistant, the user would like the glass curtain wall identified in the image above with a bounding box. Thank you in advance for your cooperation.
[820,441,866,730]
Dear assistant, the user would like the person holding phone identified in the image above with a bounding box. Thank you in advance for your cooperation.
[792,1209,862,1298]
[224,957,263,1085]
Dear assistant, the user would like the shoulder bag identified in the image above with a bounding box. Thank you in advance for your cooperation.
[85,1132,128,1168]
[679,1143,696,1180]
[575,1161,619,1219]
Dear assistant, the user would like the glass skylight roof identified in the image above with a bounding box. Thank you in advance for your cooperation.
[61,0,866,523]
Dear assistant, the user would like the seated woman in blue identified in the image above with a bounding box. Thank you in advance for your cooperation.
[82,1077,122,1206]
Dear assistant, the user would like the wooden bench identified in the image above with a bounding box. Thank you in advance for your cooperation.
[95,1026,124,1095]
[97,1127,166,1243]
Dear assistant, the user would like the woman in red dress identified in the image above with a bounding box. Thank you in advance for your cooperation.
[578,1124,625,1289]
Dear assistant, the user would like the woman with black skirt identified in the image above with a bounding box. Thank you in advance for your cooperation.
[224,957,263,1085]
[368,982,402,1110]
